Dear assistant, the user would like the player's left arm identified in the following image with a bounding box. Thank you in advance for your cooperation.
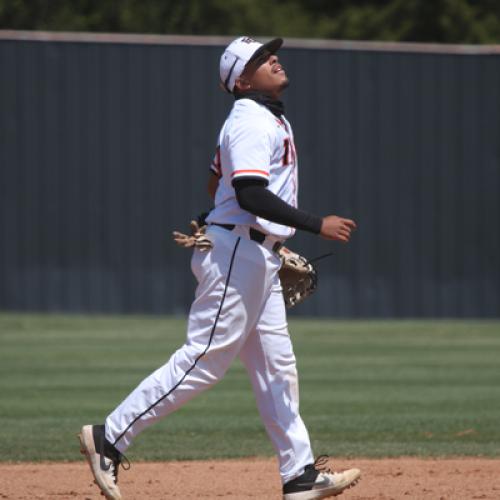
[207,171,219,200]
[208,143,222,200]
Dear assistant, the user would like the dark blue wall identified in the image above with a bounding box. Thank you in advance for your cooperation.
[1,34,499,317]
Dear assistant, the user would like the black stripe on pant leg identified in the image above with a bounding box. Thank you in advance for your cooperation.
[112,237,241,447]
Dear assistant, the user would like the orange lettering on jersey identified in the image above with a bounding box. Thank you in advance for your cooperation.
[282,139,290,166]
[282,138,297,166]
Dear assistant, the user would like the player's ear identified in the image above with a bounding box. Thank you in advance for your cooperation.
[234,77,251,92]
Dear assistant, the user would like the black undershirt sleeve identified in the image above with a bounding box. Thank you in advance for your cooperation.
[233,178,323,235]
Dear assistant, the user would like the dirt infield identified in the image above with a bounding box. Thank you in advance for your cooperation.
[1,457,500,499]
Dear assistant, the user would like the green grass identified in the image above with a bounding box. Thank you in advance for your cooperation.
[0,314,499,462]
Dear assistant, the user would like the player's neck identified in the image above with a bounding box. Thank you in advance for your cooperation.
[234,90,285,118]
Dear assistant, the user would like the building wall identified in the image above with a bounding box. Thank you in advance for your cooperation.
[1,32,499,316]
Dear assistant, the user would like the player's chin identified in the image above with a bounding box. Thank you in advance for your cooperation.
[276,74,289,91]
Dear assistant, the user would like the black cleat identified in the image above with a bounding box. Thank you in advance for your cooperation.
[283,456,361,499]
[78,424,129,500]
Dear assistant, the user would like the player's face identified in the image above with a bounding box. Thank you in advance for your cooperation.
[239,52,289,97]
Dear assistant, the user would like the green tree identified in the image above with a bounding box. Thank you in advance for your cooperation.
[1,0,499,43]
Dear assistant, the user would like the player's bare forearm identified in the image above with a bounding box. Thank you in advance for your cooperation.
[208,171,220,200]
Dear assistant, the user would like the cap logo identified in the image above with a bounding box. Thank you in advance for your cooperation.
[240,37,256,44]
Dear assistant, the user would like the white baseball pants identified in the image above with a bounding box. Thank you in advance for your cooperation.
[105,225,314,482]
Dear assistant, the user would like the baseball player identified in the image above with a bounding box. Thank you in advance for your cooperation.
[79,36,360,500]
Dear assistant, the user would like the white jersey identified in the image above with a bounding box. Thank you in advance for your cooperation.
[206,98,298,240]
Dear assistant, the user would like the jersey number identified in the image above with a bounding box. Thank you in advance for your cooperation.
[282,138,296,166]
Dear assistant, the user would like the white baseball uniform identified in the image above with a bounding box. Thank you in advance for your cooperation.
[104,96,314,483]
[207,98,298,239]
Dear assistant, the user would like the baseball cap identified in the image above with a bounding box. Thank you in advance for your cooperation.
[219,36,283,93]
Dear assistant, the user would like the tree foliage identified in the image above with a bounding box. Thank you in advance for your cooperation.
[1,0,499,43]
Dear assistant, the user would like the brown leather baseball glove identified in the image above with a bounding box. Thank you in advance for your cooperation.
[278,246,318,308]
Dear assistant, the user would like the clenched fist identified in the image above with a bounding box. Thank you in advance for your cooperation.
[320,215,357,242]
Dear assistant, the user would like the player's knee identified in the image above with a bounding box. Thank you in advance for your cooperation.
[198,353,233,381]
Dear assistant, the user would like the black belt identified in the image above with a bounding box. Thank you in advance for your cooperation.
[212,223,283,253]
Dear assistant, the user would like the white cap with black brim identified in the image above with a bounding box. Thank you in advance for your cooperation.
[219,37,283,94]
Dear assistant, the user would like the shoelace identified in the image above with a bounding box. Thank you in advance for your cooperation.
[314,455,333,474]
[99,433,131,484]
[112,453,131,483]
